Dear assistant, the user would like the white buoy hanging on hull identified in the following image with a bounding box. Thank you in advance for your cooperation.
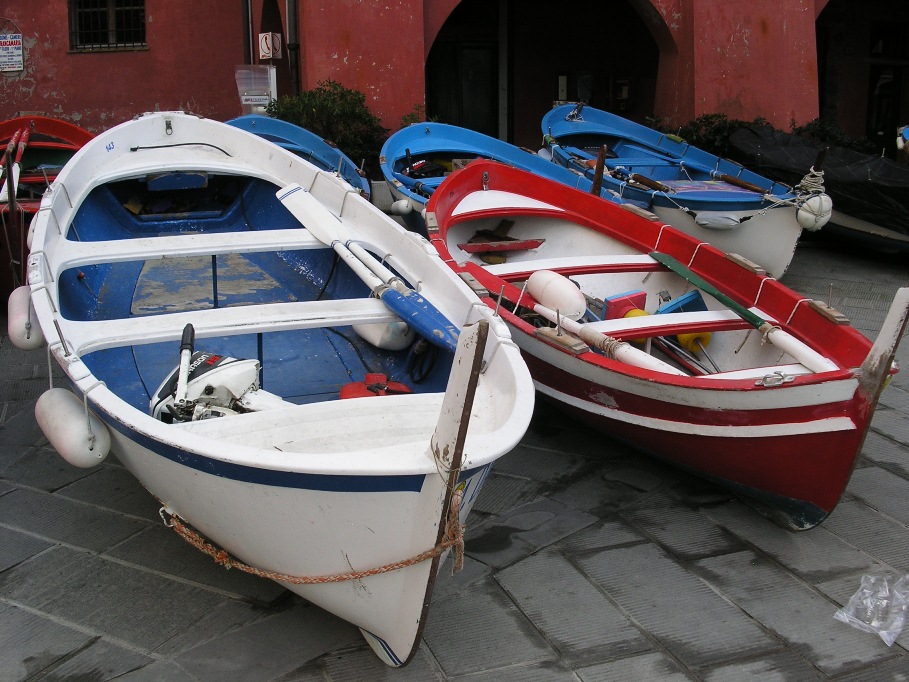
[389,199,413,216]
[7,286,45,350]
[797,193,833,231]
[35,388,111,468]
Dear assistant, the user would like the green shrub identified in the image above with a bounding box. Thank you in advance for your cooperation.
[399,103,436,129]
[655,112,876,157]
[267,80,389,179]
[658,113,768,157]
[790,118,877,154]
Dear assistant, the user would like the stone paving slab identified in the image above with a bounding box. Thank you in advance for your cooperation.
[2,237,909,680]
[823,498,909,573]
[575,543,780,669]
[0,547,265,655]
[0,443,97,491]
[703,502,876,582]
[860,430,909,477]
[847,466,909,526]
[423,577,557,676]
[700,651,826,681]
[622,502,745,560]
[107,524,288,603]
[497,548,652,666]
[0,604,96,682]
[695,550,897,676]
[469,470,543,516]
[170,603,360,682]
[0,525,52,572]
[28,638,155,681]
[576,652,692,681]
[466,497,598,569]
[867,408,909,448]
[0,487,148,552]
[55,464,163,518]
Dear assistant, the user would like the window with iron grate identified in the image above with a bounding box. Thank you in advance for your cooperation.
[69,0,146,51]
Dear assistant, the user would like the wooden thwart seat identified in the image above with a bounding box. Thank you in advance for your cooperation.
[50,228,327,271]
[484,254,661,281]
[57,297,399,356]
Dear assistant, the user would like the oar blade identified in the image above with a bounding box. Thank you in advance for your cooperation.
[276,183,342,246]
[277,183,461,352]
[380,288,459,353]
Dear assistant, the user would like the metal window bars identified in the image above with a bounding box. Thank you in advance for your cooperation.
[70,0,146,51]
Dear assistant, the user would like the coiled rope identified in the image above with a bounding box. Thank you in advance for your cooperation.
[159,487,465,584]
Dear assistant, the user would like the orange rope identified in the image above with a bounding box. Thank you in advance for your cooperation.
[159,489,465,584]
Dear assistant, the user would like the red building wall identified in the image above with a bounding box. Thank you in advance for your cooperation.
[296,0,428,132]
[0,0,828,135]
[643,0,826,129]
[0,1,247,133]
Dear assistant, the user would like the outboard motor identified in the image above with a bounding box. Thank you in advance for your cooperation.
[150,324,265,422]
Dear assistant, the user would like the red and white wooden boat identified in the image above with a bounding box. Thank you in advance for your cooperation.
[0,116,93,296]
[426,160,909,530]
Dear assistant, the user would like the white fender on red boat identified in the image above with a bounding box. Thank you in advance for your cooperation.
[527,270,586,321]
[761,326,838,373]
[7,286,45,350]
[796,193,832,231]
[35,388,110,468]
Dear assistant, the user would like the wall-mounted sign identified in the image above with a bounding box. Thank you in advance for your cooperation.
[0,33,23,72]
[240,94,271,106]
[258,32,282,60]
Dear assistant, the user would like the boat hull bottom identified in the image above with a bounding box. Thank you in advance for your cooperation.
[534,392,850,531]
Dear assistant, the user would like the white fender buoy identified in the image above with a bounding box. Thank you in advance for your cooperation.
[390,199,413,216]
[352,320,416,350]
[693,212,743,230]
[35,388,111,468]
[527,270,586,321]
[797,193,833,231]
[7,286,45,350]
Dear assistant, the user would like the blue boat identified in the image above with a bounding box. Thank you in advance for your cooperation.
[379,121,605,231]
[227,114,371,199]
[541,103,834,277]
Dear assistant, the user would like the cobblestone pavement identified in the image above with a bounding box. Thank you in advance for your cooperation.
[1,233,908,681]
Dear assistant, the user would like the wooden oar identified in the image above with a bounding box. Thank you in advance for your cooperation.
[277,184,460,352]
[578,153,673,194]
[601,164,672,194]
[590,145,607,196]
[650,251,837,373]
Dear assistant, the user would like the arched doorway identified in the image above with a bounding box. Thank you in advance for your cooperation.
[426,0,660,148]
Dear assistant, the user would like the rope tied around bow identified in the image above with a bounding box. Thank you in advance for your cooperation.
[158,488,465,584]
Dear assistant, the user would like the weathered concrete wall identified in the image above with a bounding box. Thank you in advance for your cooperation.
[297,0,428,133]
[644,0,822,128]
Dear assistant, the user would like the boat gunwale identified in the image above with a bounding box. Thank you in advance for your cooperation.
[426,165,869,391]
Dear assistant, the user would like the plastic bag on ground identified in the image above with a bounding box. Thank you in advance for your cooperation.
[833,572,909,646]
